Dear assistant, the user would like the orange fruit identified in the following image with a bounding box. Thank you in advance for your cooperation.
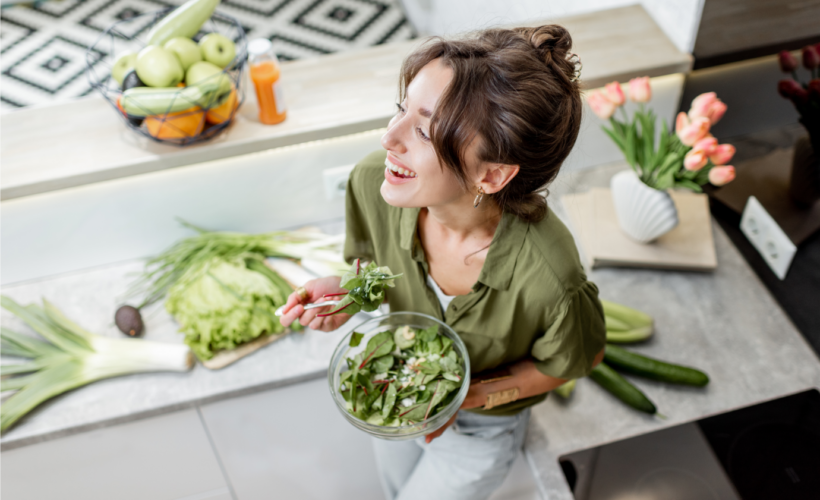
[144,107,205,140]
[205,89,238,125]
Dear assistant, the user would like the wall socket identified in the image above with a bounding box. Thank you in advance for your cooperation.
[740,196,797,280]
[322,164,355,201]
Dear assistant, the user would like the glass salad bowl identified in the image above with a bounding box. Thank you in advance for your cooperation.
[328,312,471,441]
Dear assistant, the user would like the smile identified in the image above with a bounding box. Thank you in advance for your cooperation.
[385,157,417,179]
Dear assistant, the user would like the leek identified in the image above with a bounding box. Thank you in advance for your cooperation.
[1,296,193,432]
[129,221,348,308]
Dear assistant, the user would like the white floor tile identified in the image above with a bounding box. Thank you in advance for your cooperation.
[1,409,229,500]
[199,376,384,500]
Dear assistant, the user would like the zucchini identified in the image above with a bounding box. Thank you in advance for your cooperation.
[121,84,226,117]
[589,363,656,414]
[606,325,653,344]
[554,379,576,399]
[604,344,709,387]
[147,0,221,47]
[602,299,653,343]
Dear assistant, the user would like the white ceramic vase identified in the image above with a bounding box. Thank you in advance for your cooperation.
[610,170,679,243]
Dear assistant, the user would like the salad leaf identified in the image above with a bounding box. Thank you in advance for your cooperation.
[320,260,402,317]
[165,257,291,360]
[349,332,364,347]
[339,325,465,427]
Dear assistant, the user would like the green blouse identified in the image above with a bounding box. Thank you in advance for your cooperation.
[343,150,606,415]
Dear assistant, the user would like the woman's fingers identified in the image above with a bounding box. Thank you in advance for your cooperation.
[424,413,458,444]
[278,303,303,326]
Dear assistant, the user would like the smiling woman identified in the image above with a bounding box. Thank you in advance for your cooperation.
[278,24,605,500]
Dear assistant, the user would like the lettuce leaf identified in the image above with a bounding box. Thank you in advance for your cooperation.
[165,257,286,360]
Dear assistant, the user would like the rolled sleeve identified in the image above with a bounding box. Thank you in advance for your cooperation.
[531,280,606,380]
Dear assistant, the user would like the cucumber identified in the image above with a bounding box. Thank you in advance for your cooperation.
[590,363,656,414]
[121,84,226,117]
[147,0,220,47]
[604,344,709,387]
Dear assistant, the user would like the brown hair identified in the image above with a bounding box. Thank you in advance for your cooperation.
[400,25,582,222]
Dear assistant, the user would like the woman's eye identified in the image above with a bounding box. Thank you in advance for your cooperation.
[396,103,406,114]
[417,127,430,141]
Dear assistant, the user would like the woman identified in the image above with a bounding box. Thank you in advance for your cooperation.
[279,24,606,500]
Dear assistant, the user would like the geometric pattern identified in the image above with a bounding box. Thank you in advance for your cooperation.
[0,0,414,109]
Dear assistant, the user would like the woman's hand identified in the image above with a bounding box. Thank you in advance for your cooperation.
[278,276,352,332]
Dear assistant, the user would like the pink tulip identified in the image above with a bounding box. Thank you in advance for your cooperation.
[684,149,709,171]
[709,144,736,165]
[778,79,810,105]
[693,137,718,156]
[778,50,798,73]
[809,79,820,100]
[587,90,617,119]
[603,81,626,106]
[689,92,727,124]
[708,165,735,186]
[676,113,711,146]
[628,77,651,102]
[802,45,820,70]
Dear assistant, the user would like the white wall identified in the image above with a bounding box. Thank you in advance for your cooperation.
[399,0,705,53]
[0,130,385,286]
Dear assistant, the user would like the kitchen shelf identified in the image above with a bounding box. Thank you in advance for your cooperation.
[0,4,690,201]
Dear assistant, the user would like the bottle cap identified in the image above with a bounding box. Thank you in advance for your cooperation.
[247,38,273,56]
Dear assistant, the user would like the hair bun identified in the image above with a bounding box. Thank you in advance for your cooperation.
[528,25,571,60]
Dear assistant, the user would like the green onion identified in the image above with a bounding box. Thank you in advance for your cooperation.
[129,220,348,308]
[1,296,193,432]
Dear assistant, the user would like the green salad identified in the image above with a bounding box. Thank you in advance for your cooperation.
[339,324,465,426]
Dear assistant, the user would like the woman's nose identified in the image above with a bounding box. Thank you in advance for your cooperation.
[381,115,407,154]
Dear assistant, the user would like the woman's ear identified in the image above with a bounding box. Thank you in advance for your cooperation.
[479,163,520,194]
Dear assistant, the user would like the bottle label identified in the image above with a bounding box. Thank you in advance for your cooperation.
[273,81,286,115]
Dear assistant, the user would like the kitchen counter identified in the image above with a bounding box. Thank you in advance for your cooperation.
[4,163,817,497]
[0,258,354,450]
[0,4,690,200]
[524,163,820,499]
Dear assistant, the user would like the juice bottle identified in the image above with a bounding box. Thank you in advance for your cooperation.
[248,38,287,125]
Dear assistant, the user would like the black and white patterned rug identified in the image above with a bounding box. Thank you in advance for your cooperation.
[0,0,414,109]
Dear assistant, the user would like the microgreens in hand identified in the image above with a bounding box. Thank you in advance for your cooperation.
[318,259,402,317]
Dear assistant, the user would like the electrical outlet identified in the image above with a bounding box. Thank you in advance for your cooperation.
[740,196,796,280]
[323,164,355,201]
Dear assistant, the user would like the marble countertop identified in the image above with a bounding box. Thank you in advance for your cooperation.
[0,259,363,450]
[524,163,820,499]
[0,4,690,201]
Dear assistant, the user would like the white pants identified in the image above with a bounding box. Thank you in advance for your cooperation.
[372,408,531,500]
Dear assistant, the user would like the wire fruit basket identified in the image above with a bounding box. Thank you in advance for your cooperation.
[86,8,247,146]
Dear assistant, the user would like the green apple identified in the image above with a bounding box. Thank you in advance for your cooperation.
[135,46,183,88]
[186,61,232,108]
[198,33,236,69]
[164,37,202,71]
[111,52,137,85]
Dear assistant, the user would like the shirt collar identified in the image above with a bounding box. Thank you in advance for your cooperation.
[399,207,528,291]
[478,211,528,291]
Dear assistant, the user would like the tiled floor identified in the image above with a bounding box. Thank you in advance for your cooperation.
[1,377,541,500]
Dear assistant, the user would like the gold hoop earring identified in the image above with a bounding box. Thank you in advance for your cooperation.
[473,187,485,208]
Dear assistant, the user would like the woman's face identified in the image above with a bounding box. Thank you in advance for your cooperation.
[380,59,473,209]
